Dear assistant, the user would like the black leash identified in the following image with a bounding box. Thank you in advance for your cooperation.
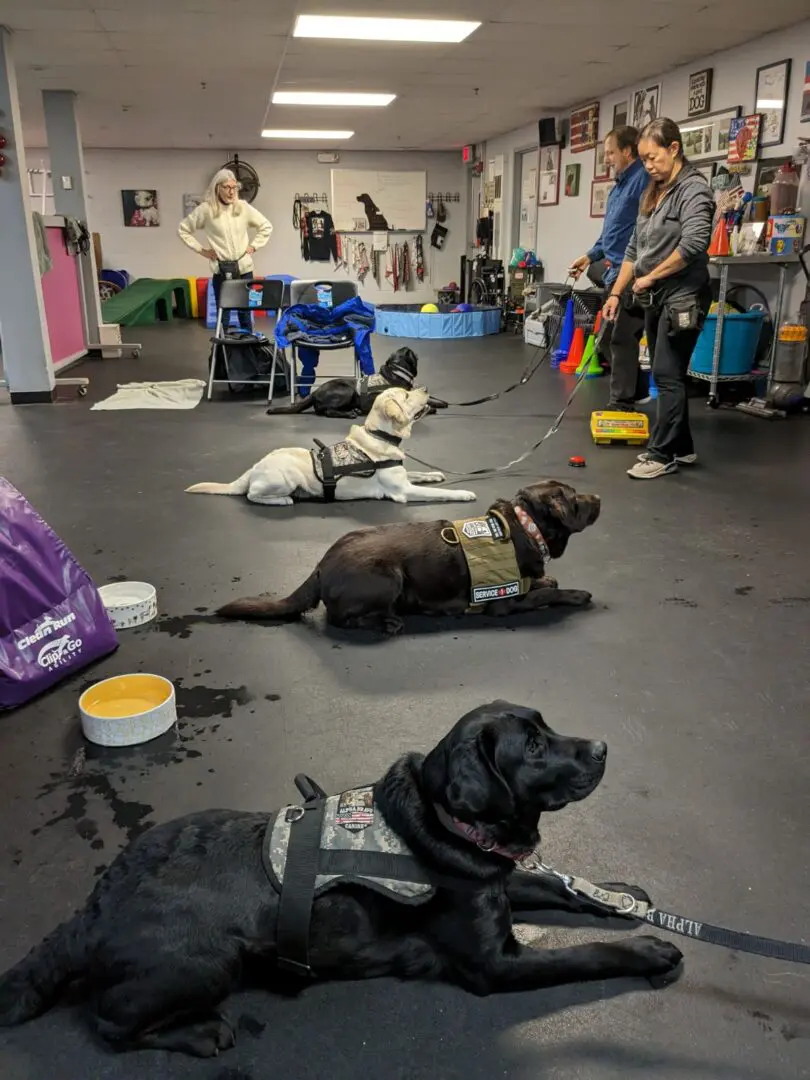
[520,856,810,965]
[405,357,595,480]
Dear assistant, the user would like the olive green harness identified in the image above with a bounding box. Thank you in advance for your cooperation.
[441,509,533,610]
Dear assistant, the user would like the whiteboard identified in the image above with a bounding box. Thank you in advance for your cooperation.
[331,169,426,232]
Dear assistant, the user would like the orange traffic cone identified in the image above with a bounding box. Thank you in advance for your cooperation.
[560,327,586,373]
[708,217,729,257]
[593,310,602,335]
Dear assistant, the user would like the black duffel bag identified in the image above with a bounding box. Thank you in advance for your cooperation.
[209,332,291,394]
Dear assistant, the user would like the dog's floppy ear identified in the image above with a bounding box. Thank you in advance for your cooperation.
[546,485,581,529]
[442,727,516,822]
[382,393,408,428]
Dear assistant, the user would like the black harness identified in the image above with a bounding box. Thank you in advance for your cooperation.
[311,430,403,502]
[355,366,415,414]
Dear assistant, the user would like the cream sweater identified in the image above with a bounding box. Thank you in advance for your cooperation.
[178,200,273,275]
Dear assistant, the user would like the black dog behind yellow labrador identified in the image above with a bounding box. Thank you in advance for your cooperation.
[267,346,448,419]
[0,701,682,1056]
[218,480,601,635]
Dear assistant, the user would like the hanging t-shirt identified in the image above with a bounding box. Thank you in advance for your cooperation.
[304,210,338,262]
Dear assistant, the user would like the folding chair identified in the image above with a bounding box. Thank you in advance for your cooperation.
[207,278,288,402]
[286,279,361,399]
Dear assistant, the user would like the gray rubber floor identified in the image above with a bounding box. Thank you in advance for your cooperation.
[1,322,809,1080]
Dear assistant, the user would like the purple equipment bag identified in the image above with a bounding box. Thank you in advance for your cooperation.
[0,478,118,710]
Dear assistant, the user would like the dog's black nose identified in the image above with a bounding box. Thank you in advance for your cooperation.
[590,740,607,762]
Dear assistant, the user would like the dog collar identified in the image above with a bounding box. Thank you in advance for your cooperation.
[434,803,535,861]
[513,505,551,561]
[366,429,403,447]
[388,364,415,387]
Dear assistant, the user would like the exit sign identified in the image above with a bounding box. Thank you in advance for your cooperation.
[462,144,475,163]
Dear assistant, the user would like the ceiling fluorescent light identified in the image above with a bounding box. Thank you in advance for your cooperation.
[272,91,395,107]
[293,15,481,43]
[261,129,354,140]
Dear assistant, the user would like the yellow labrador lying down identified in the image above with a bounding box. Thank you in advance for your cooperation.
[186,387,477,506]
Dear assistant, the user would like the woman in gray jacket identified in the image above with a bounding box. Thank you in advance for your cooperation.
[603,118,715,480]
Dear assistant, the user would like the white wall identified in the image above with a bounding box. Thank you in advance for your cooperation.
[24,148,468,305]
[485,19,810,317]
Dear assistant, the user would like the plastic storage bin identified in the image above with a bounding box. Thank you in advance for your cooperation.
[689,311,765,377]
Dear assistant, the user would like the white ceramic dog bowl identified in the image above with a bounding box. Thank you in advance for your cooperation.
[79,673,177,747]
[98,581,157,629]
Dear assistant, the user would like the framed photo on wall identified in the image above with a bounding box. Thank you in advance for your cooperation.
[612,100,629,129]
[688,69,713,117]
[569,102,600,153]
[755,59,791,147]
[590,178,615,218]
[678,106,742,162]
[632,84,660,130]
[594,139,610,179]
[802,61,810,123]
[564,163,581,197]
[538,144,560,206]
[121,189,159,227]
[727,114,762,164]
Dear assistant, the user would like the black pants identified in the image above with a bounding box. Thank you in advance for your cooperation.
[645,288,711,462]
[604,298,647,407]
[213,272,253,333]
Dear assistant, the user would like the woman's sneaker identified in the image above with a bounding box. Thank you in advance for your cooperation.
[627,458,677,479]
[637,450,697,465]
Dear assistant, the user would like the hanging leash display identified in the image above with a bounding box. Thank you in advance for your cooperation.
[518,855,810,965]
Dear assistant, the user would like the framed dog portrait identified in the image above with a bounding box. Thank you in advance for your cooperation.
[632,85,660,130]
[593,140,610,180]
[121,189,159,227]
[564,163,581,197]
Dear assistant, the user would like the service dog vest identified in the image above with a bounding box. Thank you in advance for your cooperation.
[356,373,393,414]
[310,439,400,502]
[442,510,531,609]
[264,785,435,904]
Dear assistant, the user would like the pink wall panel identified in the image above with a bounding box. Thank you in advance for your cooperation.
[40,226,86,367]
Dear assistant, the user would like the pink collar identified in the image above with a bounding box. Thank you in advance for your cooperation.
[513,505,551,561]
[434,803,535,861]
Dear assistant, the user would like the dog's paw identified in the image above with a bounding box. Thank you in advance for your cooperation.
[424,471,446,483]
[631,935,684,986]
[535,576,559,589]
[382,616,405,636]
[183,1016,236,1058]
[457,491,477,502]
[566,589,592,607]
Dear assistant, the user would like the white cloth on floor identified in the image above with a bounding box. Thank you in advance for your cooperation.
[91,379,206,411]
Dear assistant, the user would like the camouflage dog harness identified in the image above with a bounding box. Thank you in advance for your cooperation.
[265,776,477,978]
[310,437,401,503]
[441,509,532,611]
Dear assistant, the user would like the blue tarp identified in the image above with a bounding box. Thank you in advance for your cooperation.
[275,296,376,395]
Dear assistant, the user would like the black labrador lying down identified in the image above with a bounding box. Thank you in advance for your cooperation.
[0,701,682,1056]
[218,480,600,635]
[267,345,448,419]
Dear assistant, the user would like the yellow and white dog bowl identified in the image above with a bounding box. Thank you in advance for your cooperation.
[97,581,157,630]
[79,674,177,747]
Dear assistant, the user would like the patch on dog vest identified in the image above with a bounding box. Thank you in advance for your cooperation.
[265,785,435,904]
[311,439,377,484]
[444,510,530,608]
[356,373,391,413]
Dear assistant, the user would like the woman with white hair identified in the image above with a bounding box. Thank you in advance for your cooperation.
[178,169,272,331]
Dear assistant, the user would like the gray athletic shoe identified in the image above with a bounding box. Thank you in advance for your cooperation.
[627,458,678,479]
[637,450,697,466]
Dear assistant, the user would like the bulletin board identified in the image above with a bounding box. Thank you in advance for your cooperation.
[331,169,426,232]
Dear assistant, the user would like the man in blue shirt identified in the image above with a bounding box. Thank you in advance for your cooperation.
[569,126,649,409]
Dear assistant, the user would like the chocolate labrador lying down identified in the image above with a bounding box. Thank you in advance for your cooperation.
[218,480,600,635]
[0,701,682,1056]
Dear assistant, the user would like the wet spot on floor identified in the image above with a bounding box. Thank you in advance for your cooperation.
[265,693,281,702]
[194,606,208,613]
[155,613,227,638]
[663,597,698,608]
[35,774,155,845]
[735,586,754,596]
[106,574,128,583]
[231,576,241,583]
[175,681,252,719]
[769,596,810,606]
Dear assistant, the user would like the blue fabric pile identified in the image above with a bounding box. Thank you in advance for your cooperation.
[274,297,376,394]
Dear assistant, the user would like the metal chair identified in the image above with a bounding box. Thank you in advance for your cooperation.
[208,278,288,402]
[285,279,361,400]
